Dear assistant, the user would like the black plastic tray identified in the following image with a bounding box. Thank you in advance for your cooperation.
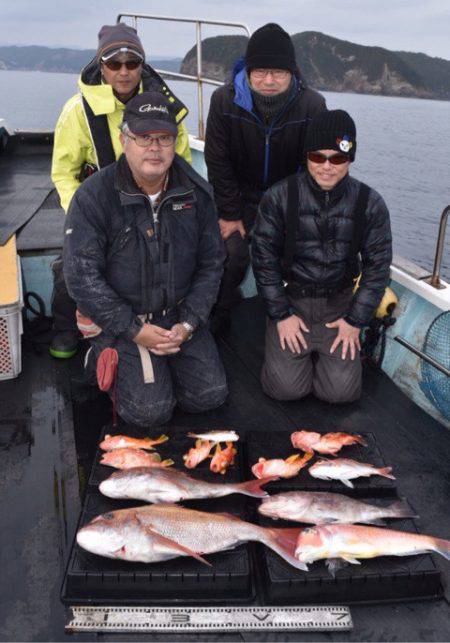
[254,506,442,604]
[61,493,255,605]
[88,424,243,488]
[245,430,396,496]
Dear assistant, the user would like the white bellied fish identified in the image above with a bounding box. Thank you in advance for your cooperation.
[295,523,450,572]
[99,466,277,503]
[309,457,395,488]
[259,491,416,525]
[77,504,307,570]
[187,430,239,443]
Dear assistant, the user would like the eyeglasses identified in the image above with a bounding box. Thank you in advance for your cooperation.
[307,151,349,165]
[251,69,290,80]
[103,59,142,71]
[126,132,176,148]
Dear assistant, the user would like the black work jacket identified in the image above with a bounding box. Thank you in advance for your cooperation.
[63,154,225,339]
[204,70,326,226]
[252,172,392,327]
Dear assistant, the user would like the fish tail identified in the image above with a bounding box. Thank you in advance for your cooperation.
[354,435,368,446]
[433,536,450,560]
[237,476,279,497]
[265,527,308,571]
[153,434,169,445]
[379,466,396,480]
[386,499,418,519]
[161,459,174,467]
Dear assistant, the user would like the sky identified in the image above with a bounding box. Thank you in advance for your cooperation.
[1,0,449,60]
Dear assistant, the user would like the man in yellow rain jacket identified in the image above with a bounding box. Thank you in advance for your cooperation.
[50,23,191,358]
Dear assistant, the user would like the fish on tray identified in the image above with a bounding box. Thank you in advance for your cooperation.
[259,491,416,525]
[252,452,313,479]
[291,430,367,455]
[210,442,237,475]
[309,457,395,488]
[99,465,277,503]
[100,448,174,470]
[187,430,239,443]
[76,503,307,570]
[295,523,450,572]
[183,439,213,469]
[99,433,168,452]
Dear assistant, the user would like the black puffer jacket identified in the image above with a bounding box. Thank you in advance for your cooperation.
[63,154,225,339]
[252,172,392,327]
[204,63,326,226]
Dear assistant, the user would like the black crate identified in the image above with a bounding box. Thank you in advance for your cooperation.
[61,493,255,605]
[255,509,443,604]
[245,430,396,496]
[89,424,244,489]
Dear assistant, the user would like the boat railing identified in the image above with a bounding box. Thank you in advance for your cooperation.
[116,13,250,139]
[422,205,450,290]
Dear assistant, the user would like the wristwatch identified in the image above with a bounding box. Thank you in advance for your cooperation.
[180,321,194,340]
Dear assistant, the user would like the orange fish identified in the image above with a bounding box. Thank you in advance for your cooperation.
[295,523,450,572]
[291,430,367,455]
[100,448,174,470]
[210,442,237,475]
[183,439,213,469]
[99,434,169,452]
[252,452,313,479]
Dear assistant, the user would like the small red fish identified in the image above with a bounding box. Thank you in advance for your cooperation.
[100,448,174,470]
[252,452,314,479]
[183,439,213,469]
[291,431,367,455]
[99,433,169,452]
[210,442,237,475]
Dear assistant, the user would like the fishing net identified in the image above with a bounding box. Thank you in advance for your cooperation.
[420,311,450,420]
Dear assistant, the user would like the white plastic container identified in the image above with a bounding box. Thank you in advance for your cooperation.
[0,256,23,380]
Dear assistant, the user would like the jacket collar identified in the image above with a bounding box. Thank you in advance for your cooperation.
[232,62,300,116]
[78,60,188,122]
[306,171,351,205]
[114,154,195,206]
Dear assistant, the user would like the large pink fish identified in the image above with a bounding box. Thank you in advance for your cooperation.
[77,504,307,570]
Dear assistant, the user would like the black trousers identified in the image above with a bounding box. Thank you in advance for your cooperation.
[51,257,78,333]
[217,231,251,310]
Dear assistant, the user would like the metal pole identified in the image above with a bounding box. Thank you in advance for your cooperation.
[394,336,450,377]
[196,21,204,140]
[428,205,450,289]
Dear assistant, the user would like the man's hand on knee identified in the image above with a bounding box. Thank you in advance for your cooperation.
[276,314,309,354]
[219,218,246,241]
[133,323,180,354]
[326,317,361,360]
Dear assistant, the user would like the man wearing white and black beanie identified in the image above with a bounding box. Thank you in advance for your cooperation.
[252,109,392,404]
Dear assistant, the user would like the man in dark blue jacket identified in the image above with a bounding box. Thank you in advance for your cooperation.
[63,91,228,426]
[205,23,326,334]
[252,110,392,404]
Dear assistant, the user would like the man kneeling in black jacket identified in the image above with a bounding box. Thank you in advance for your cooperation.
[63,91,228,426]
[252,110,392,404]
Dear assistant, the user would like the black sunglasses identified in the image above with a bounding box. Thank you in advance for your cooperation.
[103,59,142,71]
[307,151,349,165]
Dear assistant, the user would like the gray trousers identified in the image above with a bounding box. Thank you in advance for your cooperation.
[90,316,228,427]
[261,288,362,404]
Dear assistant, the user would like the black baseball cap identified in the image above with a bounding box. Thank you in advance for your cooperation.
[122,91,178,136]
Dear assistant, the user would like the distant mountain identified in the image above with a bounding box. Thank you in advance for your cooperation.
[180,32,450,101]
[0,46,181,74]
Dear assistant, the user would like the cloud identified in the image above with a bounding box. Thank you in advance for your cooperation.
[0,0,449,60]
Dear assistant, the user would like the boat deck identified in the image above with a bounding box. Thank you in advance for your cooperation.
[1,298,449,641]
[0,140,449,640]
